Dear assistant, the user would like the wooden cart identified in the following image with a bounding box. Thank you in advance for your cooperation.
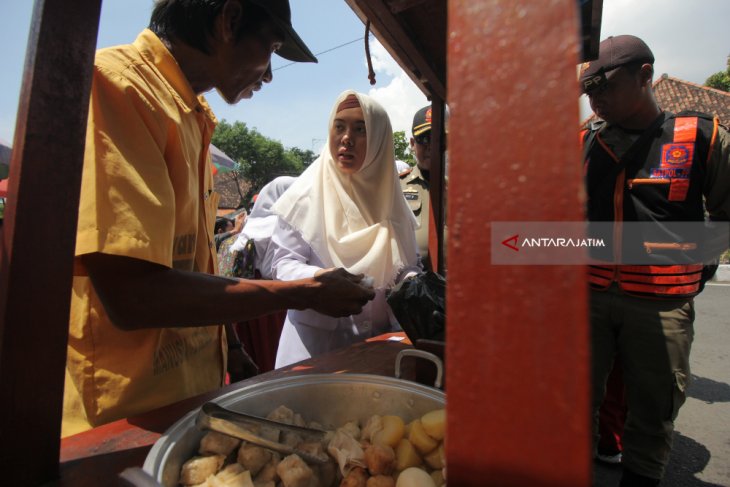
[0,1,602,485]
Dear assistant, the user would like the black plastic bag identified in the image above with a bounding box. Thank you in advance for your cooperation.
[387,271,446,342]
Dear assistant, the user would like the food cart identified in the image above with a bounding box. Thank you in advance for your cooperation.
[0,0,602,485]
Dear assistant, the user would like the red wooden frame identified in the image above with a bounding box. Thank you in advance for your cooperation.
[446,1,591,485]
[0,0,102,484]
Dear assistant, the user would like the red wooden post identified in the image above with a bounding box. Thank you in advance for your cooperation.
[0,0,102,484]
[446,1,591,485]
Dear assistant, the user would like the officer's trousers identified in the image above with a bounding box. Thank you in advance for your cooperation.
[590,285,694,480]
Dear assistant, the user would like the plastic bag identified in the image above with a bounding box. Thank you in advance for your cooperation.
[387,271,446,342]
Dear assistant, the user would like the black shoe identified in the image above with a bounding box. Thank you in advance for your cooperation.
[619,468,660,487]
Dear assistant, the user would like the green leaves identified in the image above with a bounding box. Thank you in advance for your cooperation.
[704,55,730,92]
[393,130,415,167]
[211,120,314,203]
[210,123,419,204]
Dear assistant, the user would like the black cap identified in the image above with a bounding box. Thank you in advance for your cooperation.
[412,105,432,137]
[249,0,317,63]
[579,35,654,93]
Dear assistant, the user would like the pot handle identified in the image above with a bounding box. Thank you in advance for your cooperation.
[395,349,444,389]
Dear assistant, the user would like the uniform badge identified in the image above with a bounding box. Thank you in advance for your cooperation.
[660,142,694,169]
[650,167,690,179]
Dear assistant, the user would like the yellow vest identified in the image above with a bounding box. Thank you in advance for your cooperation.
[64,30,225,437]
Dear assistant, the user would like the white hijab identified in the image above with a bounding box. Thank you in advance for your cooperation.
[272,90,418,288]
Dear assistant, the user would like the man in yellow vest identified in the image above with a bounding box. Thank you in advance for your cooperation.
[65,0,374,437]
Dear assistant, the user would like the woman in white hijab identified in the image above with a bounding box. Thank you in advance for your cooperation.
[271,90,421,368]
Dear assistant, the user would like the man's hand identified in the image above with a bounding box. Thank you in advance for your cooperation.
[311,268,375,317]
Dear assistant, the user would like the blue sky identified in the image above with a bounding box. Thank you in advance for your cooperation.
[1,1,729,152]
[0,0,427,153]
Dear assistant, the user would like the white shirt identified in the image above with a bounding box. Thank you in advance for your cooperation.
[271,219,420,368]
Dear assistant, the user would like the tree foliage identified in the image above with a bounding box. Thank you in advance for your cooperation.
[393,130,415,166]
[288,147,318,168]
[704,55,730,92]
[211,122,420,203]
[211,120,315,202]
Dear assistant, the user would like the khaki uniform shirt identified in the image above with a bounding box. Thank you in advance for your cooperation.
[400,165,431,269]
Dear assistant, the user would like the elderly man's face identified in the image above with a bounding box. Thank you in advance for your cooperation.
[214,19,284,104]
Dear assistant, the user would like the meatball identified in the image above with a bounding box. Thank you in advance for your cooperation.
[366,475,396,487]
[340,466,368,487]
[364,444,395,476]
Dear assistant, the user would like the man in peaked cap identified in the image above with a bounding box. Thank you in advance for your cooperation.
[64,0,375,437]
[580,35,730,486]
[400,105,434,270]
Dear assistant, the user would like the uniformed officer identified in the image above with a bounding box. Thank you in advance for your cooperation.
[581,35,730,486]
[400,105,433,269]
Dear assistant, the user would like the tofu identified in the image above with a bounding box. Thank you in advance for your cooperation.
[237,443,272,477]
[199,431,242,456]
[180,454,225,485]
[276,454,315,487]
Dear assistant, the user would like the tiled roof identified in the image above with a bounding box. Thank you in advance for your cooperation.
[214,171,251,209]
[653,74,730,124]
[582,74,730,126]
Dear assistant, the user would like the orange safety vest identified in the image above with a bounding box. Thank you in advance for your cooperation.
[584,112,719,299]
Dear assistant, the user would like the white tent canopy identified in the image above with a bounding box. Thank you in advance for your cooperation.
[210,143,236,172]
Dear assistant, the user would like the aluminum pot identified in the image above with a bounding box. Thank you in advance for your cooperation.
[143,371,445,486]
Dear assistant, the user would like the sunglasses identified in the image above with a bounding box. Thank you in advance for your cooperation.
[414,133,431,145]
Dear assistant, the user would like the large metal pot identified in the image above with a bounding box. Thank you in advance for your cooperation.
[143,372,445,486]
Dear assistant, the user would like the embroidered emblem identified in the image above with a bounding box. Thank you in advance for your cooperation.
[425,108,432,123]
[660,142,694,168]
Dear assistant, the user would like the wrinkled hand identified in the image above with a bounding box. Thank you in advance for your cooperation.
[312,268,376,317]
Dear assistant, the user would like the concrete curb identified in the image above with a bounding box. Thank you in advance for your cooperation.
[712,264,730,282]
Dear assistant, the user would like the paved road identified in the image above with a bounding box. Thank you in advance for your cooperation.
[594,283,730,487]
